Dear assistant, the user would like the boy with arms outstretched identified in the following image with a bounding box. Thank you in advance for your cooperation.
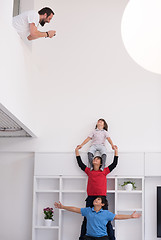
[54,196,141,240]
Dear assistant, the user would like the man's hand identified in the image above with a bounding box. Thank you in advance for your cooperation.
[48,30,56,38]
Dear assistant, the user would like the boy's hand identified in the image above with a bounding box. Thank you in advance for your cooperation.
[75,146,79,151]
[113,145,118,150]
[54,201,63,209]
[131,211,141,218]
[75,146,80,156]
[113,145,118,156]
[77,145,82,149]
[112,145,117,150]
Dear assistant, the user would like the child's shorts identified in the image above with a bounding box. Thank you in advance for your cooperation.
[88,144,107,156]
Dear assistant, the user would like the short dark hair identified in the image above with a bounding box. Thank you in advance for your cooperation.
[38,7,54,17]
[96,196,108,210]
[93,156,102,169]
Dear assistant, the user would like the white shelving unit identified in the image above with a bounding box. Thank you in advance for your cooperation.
[32,176,87,240]
[32,175,144,240]
[115,176,144,240]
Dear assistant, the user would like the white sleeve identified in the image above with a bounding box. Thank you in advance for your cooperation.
[88,130,94,139]
[28,11,39,26]
[105,131,110,138]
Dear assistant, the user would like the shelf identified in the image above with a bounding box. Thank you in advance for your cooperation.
[62,192,86,207]
[62,178,86,191]
[116,176,143,179]
[35,176,60,179]
[34,192,59,227]
[117,190,142,194]
[117,192,142,210]
[35,177,59,191]
[117,209,142,212]
[36,190,60,193]
[34,227,58,240]
[117,178,142,191]
[35,190,86,193]
[61,190,86,193]
[62,176,86,179]
[107,178,115,191]
[35,226,59,229]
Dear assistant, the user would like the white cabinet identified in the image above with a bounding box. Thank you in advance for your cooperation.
[34,152,144,177]
[115,177,144,240]
[32,176,87,240]
[32,177,61,240]
[107,153,144,176]
[32,175,144,240]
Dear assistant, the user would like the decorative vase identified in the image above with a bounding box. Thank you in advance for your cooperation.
[125,183,133,191]
[44,219,52,226]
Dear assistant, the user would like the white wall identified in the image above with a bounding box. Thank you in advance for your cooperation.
[0,0,37,137]
[19,0,34,12]
[1,0,161,152]
[0,152,34,240]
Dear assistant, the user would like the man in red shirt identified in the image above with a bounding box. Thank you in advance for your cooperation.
[75,146,118,240]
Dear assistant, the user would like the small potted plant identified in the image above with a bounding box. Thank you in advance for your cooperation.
[121,181,136,191]
[43,207,54,226]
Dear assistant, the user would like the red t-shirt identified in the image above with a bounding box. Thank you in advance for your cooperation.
[85,167,110,196]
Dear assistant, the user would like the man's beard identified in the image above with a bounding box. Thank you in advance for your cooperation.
[40,20,46,27]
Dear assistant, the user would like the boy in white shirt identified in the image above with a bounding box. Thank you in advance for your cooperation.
[12,7,56,40]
